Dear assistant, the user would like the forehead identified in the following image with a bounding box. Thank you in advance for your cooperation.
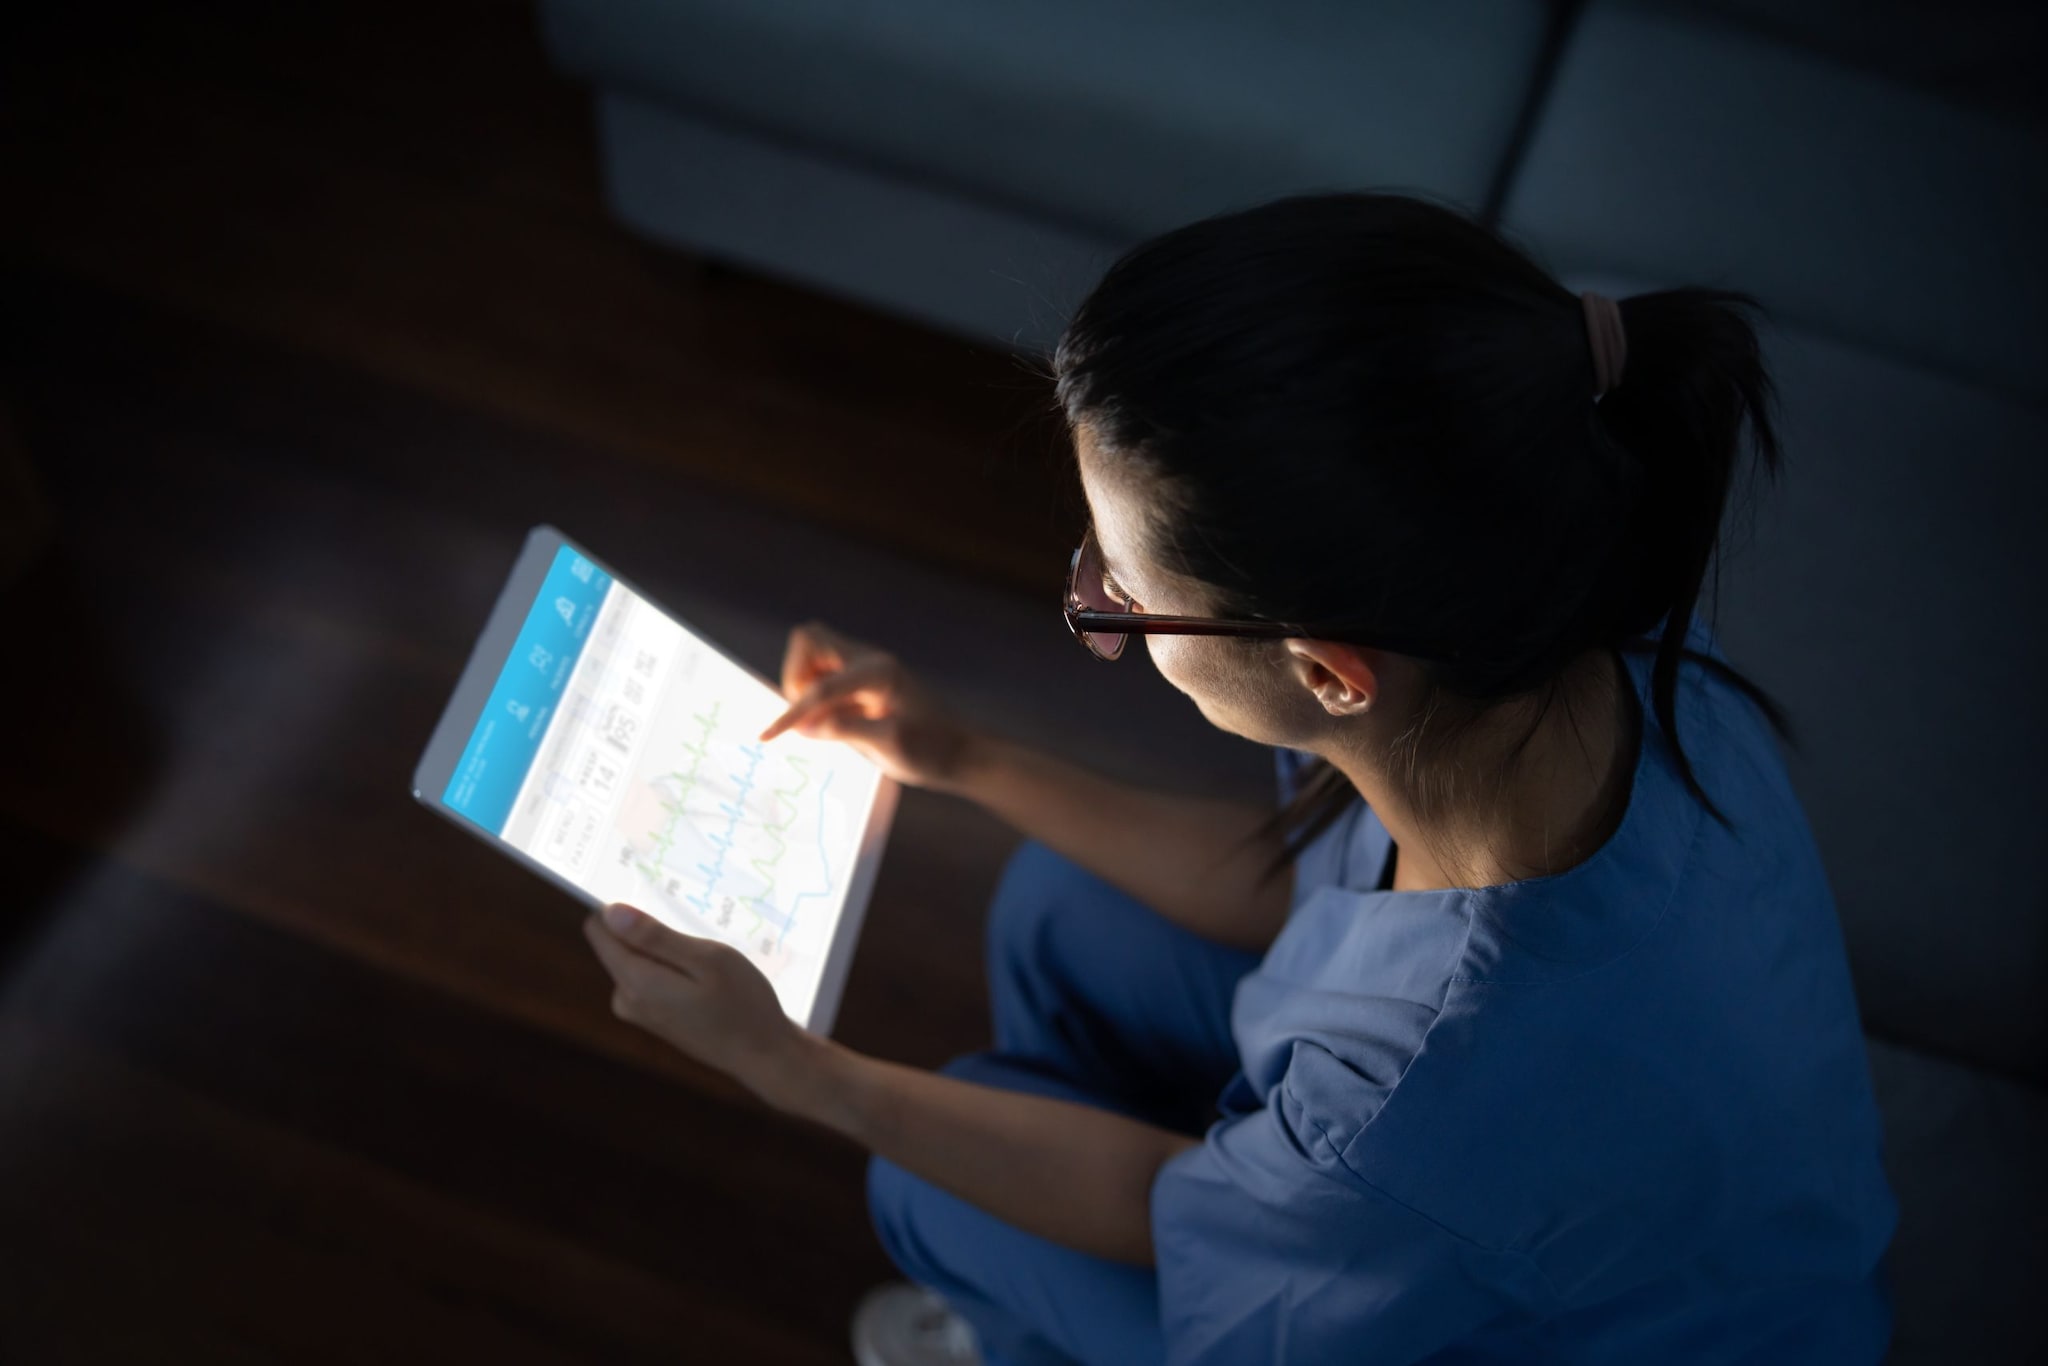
[1074,428,1147,571]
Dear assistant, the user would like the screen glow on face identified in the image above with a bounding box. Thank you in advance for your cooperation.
[442,545,882,1022]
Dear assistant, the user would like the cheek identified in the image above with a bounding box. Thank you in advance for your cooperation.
[1147,635,1250,716]
[1145,637,1304,745]
[1144,633,1204,695]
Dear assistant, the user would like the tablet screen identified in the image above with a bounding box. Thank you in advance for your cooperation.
[436,542,884,1023]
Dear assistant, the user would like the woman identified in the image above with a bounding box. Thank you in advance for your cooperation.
[582,192,1898,1364]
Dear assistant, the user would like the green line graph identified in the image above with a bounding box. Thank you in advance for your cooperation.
[624,709,831,948]
[743,755,812,923]
[634,701,720,885]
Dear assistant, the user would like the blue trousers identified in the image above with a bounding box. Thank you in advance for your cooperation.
[865,840,1266,1366]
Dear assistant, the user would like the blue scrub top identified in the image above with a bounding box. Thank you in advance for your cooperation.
[1149,613,1899,1364]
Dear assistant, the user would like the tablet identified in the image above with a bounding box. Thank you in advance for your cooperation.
[412,525,899,1035]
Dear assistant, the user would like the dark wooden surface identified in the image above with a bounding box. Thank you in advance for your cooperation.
[0,3,1156,1361]
[0,262,1061,1363]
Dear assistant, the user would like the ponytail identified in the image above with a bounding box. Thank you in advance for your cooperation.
[1595,287,1794,828]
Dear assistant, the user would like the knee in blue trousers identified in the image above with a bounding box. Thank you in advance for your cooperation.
[862,839,1266,1365]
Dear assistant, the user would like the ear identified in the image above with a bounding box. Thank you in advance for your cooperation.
[1282,638,1380,717]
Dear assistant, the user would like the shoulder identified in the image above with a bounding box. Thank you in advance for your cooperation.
[1153,1024,1556,1360]
[1232,883,1480,1136]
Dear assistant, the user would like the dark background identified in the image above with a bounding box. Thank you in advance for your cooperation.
[0,3,1278,1361]
[5,2,2046,1363]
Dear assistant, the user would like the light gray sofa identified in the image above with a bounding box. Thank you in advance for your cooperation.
[535,2,2048,1359]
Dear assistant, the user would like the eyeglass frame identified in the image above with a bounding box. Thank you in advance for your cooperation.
[1063,526,1471,664]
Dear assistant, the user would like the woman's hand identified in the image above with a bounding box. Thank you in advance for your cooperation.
[584,910,1191,1266]
[582,903,819,1111]
[757,620,977,792]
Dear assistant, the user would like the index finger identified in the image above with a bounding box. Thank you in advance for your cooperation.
[757,654,894,741]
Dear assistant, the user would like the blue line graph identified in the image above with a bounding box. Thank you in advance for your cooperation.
[683,741,766,917]
[777,769,837,950]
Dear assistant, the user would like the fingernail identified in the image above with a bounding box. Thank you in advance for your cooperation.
[602,903,637,930]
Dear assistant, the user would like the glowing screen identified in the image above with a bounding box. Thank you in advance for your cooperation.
[441,545,883,1022]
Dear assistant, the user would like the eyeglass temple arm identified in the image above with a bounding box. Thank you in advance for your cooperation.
[1064,607,1467,662]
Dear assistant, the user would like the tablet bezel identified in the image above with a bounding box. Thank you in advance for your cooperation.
[411,523,900,1037]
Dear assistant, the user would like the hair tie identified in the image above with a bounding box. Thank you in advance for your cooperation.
[1580,291,1628,400]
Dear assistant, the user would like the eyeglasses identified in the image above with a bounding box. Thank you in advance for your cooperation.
[1062,527,1470,664]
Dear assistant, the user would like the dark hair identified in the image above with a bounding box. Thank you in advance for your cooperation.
[1046,191,1795,885]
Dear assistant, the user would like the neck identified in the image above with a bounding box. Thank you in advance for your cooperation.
[1329,649,1640,893]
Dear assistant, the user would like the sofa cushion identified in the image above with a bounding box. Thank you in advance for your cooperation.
[592,90,1125,354]
[1866,1039,2048,1365]
[1648,0,2048,126]
[540,0,1553,236]
[1563,270,2048,1085]
[1503,1,2048,405]
[1717,326,2048,1084]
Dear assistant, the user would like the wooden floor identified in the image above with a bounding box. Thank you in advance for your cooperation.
[0,4,1198,1361]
